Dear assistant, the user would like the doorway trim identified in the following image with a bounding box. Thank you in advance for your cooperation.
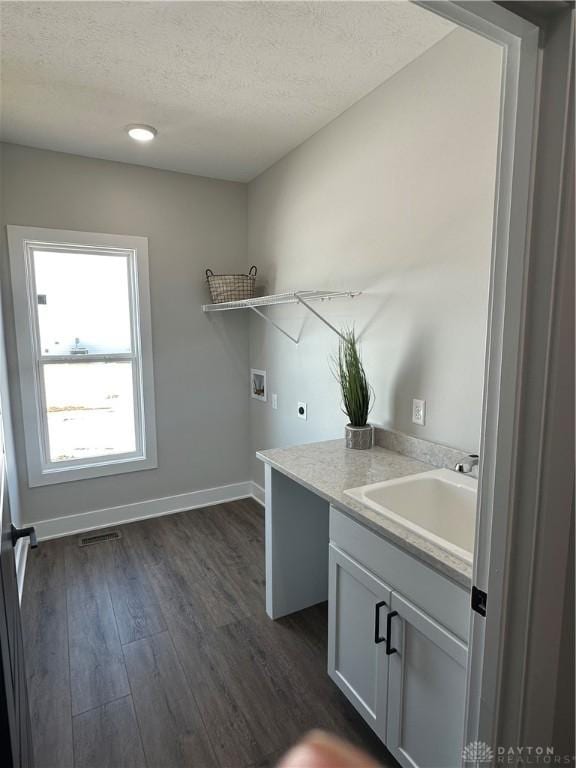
[417,0,541,753]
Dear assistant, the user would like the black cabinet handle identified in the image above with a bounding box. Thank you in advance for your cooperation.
[11,524,38,549]
[386,610,398,655]
[374,600,387,644]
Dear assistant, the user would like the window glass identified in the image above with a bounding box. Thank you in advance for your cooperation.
[43,362,136,462]
[33,250,132,356]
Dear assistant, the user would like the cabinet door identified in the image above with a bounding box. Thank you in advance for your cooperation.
[328,543,391,739]
[386,591,468,768]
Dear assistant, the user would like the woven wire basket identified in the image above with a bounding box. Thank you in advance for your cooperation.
[205,266,257,303]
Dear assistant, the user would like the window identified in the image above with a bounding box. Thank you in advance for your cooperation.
[8,226,157,486]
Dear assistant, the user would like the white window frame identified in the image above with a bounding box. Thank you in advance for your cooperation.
[7,226,157,486]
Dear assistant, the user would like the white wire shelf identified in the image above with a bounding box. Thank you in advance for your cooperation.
[202,290,360,312]
[202,290,361,343]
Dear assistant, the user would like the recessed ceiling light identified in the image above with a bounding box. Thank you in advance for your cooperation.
[126,124,157,142]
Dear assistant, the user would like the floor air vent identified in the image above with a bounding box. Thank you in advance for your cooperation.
[78,530,122,547]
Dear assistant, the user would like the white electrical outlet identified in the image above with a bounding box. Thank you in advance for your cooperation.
[271,393,278,410]
[412,398,426,426]
[297,402,307,420]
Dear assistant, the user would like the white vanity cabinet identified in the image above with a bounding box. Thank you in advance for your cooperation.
[327,544,391,740]
[386,591,468,768]
[328,506,470,768]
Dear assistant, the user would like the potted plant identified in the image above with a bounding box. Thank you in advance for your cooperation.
[333,329,374,449]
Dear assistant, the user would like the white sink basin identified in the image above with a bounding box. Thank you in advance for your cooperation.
[344,469,477,563]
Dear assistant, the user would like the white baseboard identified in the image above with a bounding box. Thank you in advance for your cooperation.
[32,480,263,542]
[15,537,30,604]
[251,481,265,506]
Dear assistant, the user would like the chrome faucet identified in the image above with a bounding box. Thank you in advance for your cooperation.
[454,454,479,474]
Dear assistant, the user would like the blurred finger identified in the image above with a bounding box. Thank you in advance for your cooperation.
[277,730,381,768]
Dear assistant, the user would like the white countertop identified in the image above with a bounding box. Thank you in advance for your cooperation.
[257,439,472,589]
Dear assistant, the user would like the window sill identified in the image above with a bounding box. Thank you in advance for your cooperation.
[27,453,158,487]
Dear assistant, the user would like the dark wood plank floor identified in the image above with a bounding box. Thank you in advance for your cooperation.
[21,499,397,768]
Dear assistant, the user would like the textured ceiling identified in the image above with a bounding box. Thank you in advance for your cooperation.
[0,1,455,181]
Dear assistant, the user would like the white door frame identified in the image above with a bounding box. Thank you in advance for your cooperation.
[418,0,535,753]
[479,3,574,754]
[417,0,574,755]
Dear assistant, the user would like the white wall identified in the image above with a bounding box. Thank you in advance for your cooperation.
[247,28,502,484]
[0,144,250,525]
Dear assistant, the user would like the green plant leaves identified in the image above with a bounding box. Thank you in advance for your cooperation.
[332,328,373,427]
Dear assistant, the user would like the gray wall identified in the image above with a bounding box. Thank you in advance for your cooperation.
[0,143,250,525]
[247,28,502,485]
[0,290,21,527]
[0,146,22,526]
[0,26,503,519]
